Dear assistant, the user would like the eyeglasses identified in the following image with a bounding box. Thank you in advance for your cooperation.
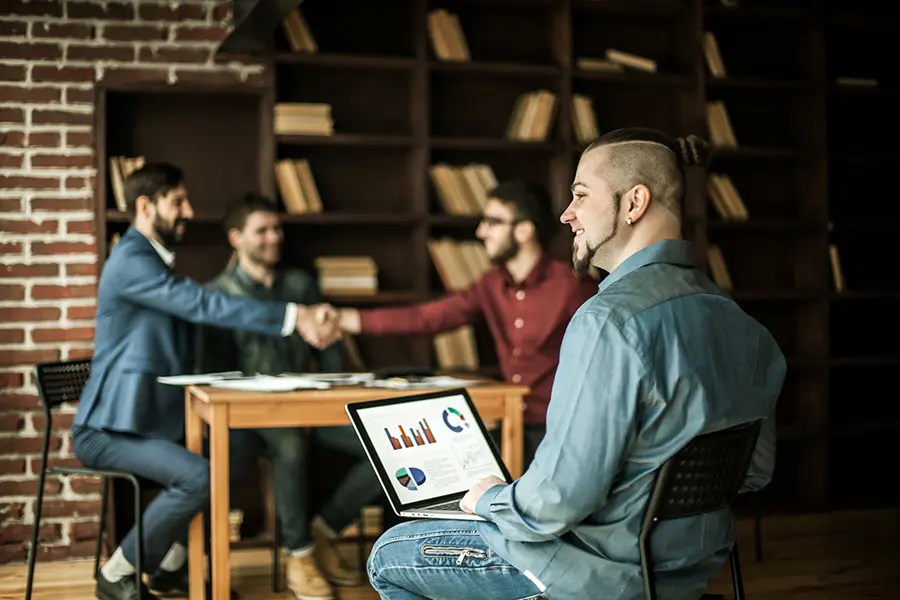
[479,216,523,227]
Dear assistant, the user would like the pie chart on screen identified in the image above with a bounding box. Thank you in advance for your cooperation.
[442,407,470,433]
[395,467,427,491]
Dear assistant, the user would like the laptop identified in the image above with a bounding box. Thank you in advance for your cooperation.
[346,388,513,521]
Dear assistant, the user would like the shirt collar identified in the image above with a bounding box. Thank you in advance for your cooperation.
[142,233,175,268]
[232,261,281,290]
[502,251,552,288]
[598,239,695,293]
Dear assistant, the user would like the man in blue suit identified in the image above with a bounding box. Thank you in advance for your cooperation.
[72,162,339,600]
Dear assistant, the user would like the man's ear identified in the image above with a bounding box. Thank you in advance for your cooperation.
[627,184,652,223]
[133,195,152,217]
[514,220,535,244]
[226,228,241,250]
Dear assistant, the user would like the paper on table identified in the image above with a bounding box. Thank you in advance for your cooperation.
[157,371,245,386]
[208,374,331,392]
[364,375,487,390]
[287,372,375,385]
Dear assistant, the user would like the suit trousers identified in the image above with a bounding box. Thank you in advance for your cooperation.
[72,425,253,573]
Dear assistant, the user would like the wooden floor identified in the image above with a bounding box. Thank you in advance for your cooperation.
[4,508,899,600]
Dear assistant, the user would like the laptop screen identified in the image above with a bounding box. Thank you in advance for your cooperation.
[351,390,509,507]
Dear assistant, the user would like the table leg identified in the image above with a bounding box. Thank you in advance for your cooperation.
[185,391,205,600]
[502,393,524,479]
[209,405,231,600]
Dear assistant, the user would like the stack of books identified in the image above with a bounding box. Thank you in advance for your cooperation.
[572,94,600,144]
[429,163,497,215]
[274,103,334,136]
[507,90,557,142]
[283,9,317,53]
[109,155,145,212]
[314,256,378,297]
[274,158,323,214]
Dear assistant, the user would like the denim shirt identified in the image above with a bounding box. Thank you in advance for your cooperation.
[474,239,785,600]
[199,264,344,375]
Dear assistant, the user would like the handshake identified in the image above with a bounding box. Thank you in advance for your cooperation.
[294,304,362,349]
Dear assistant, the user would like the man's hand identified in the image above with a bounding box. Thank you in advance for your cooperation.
[296,304,340,348]
[459,475,507,514]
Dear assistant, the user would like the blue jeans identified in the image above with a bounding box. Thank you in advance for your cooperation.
[367,520,547,600]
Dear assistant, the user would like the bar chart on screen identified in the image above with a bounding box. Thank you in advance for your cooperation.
[384,418,437,450]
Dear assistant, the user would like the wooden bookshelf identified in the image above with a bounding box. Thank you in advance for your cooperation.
[92,0,900,543]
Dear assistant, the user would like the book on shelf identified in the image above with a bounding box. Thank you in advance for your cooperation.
[429,163,497,216]
[427,8,470,62]
[283,8,317,53]
[109,155,145,212]
[707,244,733,292]
[506,90,557,142]
[707,173,748,221]
[314,256,378,297]
[604,49,657,74]
[572,94,600,145]
[706,100,738,148]
[576,57,625,73]
[274,158,323,214]
[434,326,479,371]
[703,31,727,78]
[829,244,845,292]
[835,77,877,87]
[274,103,334,136]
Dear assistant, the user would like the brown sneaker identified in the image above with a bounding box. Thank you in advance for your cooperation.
[285,554,334,600]
[312,516,362,586]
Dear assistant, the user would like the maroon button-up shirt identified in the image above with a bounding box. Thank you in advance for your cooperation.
[358,254,598,423]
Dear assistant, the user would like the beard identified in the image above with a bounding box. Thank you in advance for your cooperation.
[247,246,281,268]
[572,192,621,276]
[153,213,185,249]
[488,231,518,265]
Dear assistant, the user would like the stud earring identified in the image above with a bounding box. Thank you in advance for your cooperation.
[626,217,633,225]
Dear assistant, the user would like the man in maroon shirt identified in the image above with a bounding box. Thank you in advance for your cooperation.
[332,181,597,467]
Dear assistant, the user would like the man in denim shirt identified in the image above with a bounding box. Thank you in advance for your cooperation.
[365,128,785,600]
[202,193,382,599]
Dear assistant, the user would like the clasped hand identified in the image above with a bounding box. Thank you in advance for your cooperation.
[295,303,341,348]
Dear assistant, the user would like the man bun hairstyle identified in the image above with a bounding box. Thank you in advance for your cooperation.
[675,133,712,168]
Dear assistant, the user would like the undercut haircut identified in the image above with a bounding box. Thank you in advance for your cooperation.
[488,180,557,249]
[124,162,184,218]
[582,127,711,212]
[223,192,279,233]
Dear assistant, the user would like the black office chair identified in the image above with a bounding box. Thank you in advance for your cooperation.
[24,359,147,600]
[638,420,763,600]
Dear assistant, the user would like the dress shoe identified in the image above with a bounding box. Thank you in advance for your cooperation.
[147,565,240,599]
[94,570,159,600]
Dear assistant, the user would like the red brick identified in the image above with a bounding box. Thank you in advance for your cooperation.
[0,108,25,124]
[32,415,76,434]
[66,221,94,235]
[0,242,23,254]
[0,394,38,411]
[0,21,27,36]
[66,305,96,320]
[3,0,62,16]
[0,86,61,103]
[31,154,93,169]
[67,347,93,360]
[103,24,167,42]
[139,46,210,64]
[100,67,168,86]
[28,132,62,148]
[65,176,93,191]
[0,412,24,430]
[0,373,25,388]
[32,22,95,39]
[35,541,96,562]
[31,285,95,300]
[32,110,92,126]
[176,70,263,86]
[32,66,95,84]
[0,65,27,82]
[65,130,93,146]
[0,219,59,234]
[0,523,60,544]
[67,44,133,62]
[211,3,231,21]
[0,329,25,344]
[0,198,22,211]
[0,502,25,521]
[31,196,90,211]
[174,26,228,42]
[0,154,24,169]
[0,264,59,278]
[0,307,61,322]
[32,327,95,343]
[0,42,61,60]
[0,458,26,475]
[0,435,61,455]
[0,285,25,301]
[32,241,95,255]
[70,521,99,542]
[140,3,207,20]
[0,349,60,368]
[0,132,26,148]
[69,477,102,495]
[0,479,61,500]
[40,499,100,519]
[0,175,60,190]
[68,1,134,20]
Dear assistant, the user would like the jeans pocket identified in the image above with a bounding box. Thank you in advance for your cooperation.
[421,545,489,565]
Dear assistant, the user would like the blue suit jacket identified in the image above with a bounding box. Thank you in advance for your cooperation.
[74,227,289,441]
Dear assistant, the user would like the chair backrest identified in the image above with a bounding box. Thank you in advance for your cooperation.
[33,359,92,416]
[638,420,762,600]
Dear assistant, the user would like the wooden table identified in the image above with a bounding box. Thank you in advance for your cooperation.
[183,382,529,600]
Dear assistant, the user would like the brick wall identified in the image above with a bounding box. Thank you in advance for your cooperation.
[0,0,265,564]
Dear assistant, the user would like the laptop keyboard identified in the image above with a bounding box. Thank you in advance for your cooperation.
[428,500,464,512]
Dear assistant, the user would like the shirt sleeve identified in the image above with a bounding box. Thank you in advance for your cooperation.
[358,285,483,335]
[282,302,298,337]
[474,309,646,541]
[740,409,776,493]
